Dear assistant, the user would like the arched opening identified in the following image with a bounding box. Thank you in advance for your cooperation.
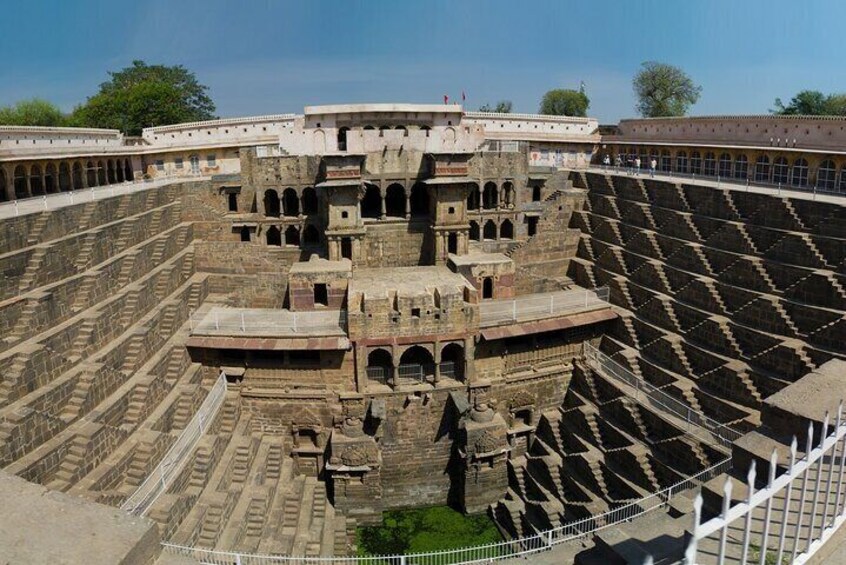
[366,349,392,384]
[337,126,349,151]
[0,169,7,202]
[660,150,672,172]
[469,221,480,241]
[734,155,748,179]
[447,232,458,254]
[440,343,464,381]
[72,162,83,189]
[266,226,281,246]
[29,164,43,196]
[97,161,106,186]
[13,165,27,199]
[44,164,57,193]
[466,183,480,210]
[116,161,124,182]
[420,125,431,137]
[482,277,494,299]
[284,226,300,246]
[341,237,353,259]
[399,346,435,384]
[303,224,320,246]
[755,156,770,183]
[719,153,732,178]
[531,185,542,202]
[282,188,299,217]
[482,182,498,209]
[361,185,382,219]
[385,183,406,217]
[502,181,514,207]
[791,158,808,187]
[676,151,688,174]
[240,226,251,242]
[363,125,375,131]
[690,151,702,175]
[301,187,318,215]
[124,159,133,181]
[818,160,837,190]
[86,161,97,187]
[59,162,71,191]
[703,152,716,176]
[500,219,514,239]
[483,219,497,240]
[264,189,280,217]
[107,160,116,184]
[773,157,789,184]
[410,183,429,217]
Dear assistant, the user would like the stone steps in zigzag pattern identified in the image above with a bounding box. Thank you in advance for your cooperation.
[585,172,617,196]
[16,247,48,293]
[783,269,846,311]
[25,211,53,246]
[587,192,622,220]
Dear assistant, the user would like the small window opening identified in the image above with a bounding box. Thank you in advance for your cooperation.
[314,283,329,306]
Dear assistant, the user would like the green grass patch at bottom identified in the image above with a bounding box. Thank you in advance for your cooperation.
[356,505,502,558]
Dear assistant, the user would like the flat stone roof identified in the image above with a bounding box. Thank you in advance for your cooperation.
[764,359,846,423]
[0,471,159,565]
[349,266,473,299]
[305,103,463,116]
[449,252,512,267]
[289,257,352,274]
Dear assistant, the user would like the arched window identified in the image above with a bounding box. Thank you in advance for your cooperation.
[266,226,281,246]
[469,221,480,241]
[59,162,71,191]
[773,157,789,184]
[116,160,124,182]
[482,277,494,299]
[107,160,116,184]
[303,225,320,246]
[817,160,837,190]
[301,187,318,215]
[385,183,406,217]
[86,160,97,187]
[500,219,514,239]
[754,156,770,183]
[676,151,688,173]
[45,163,57,193]
[502,181,514,207]
[466,183,480,210]
[440,343,464,381]
[284,226,300,246]
[690,151,702,175]
[447,232,458,254]
[240,226,251,242]
[660,150,672,172]
[341,237,353,259]
[337,126,349,151]
[483,219,497,240]
[410,183,429,217]
[13,165,27,199]
[264,189,280,217]
[366,349,392,384]
[399,346,435,383]
[734,155,748,180]
[703,152,716,176]
[791,158,808,187]
[420,125,431,137]
[124,159,133,181]
[282,188,299,217]
[482,182,498,209]
[29,164,43,196]
[361,185,381,219]
[718,154,732,178]
[72,162,83,189]
[97,161,106,186]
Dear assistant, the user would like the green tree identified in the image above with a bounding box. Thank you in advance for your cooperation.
[71,60,216,135]
[479,100,513,113]
[0,98,67,126]
[539,89,589,117]
[772,90,846,115]
[632,61,701,117]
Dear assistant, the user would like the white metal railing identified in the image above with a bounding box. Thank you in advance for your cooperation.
[160,458,729,564]
[683,404,846,565]
[121,374,226,516]
[479,287,610,328]
[583,342,742,448]
[189,307,346,336]
[479,140,528,153]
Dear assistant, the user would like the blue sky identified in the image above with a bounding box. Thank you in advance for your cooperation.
[1,0,844,123]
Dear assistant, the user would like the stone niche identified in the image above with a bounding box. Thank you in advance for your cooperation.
[448,252,515,300]
[325,414,383,524]
[457,392,510,514]
[287,255,352,311]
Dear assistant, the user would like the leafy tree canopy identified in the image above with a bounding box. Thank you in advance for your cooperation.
[71,60,216,135]
[772,90,846,116]
[539,89,589,117]
[0,98,68,127]
[632,61,701,117]
[479,100,513,113]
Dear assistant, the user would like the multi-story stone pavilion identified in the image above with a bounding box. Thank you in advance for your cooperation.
[0,105,844,564]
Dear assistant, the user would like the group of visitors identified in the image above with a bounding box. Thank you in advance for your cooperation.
[602,154,657,177]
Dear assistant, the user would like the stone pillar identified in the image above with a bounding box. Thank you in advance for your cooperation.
[459,403,509,514]
[433,343,441,383]
[463,337,476,382]
[3,166,15,201]
[354,346,367,392]
[24,171,32,198]
[379,190,386,220]
[405,193,411,220]
[39,165,47,194]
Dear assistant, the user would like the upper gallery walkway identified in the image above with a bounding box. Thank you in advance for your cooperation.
[585,165,845,205]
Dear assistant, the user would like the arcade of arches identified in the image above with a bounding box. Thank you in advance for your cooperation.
[0,158,134,202]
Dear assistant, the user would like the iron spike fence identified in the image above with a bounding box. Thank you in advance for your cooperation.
[121,373,227,516]
[682,402,846,565]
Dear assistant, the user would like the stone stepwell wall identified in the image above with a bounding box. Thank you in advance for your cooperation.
[569,171,846,429]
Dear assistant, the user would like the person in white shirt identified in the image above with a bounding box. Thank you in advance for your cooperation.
[650,158,657,177]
